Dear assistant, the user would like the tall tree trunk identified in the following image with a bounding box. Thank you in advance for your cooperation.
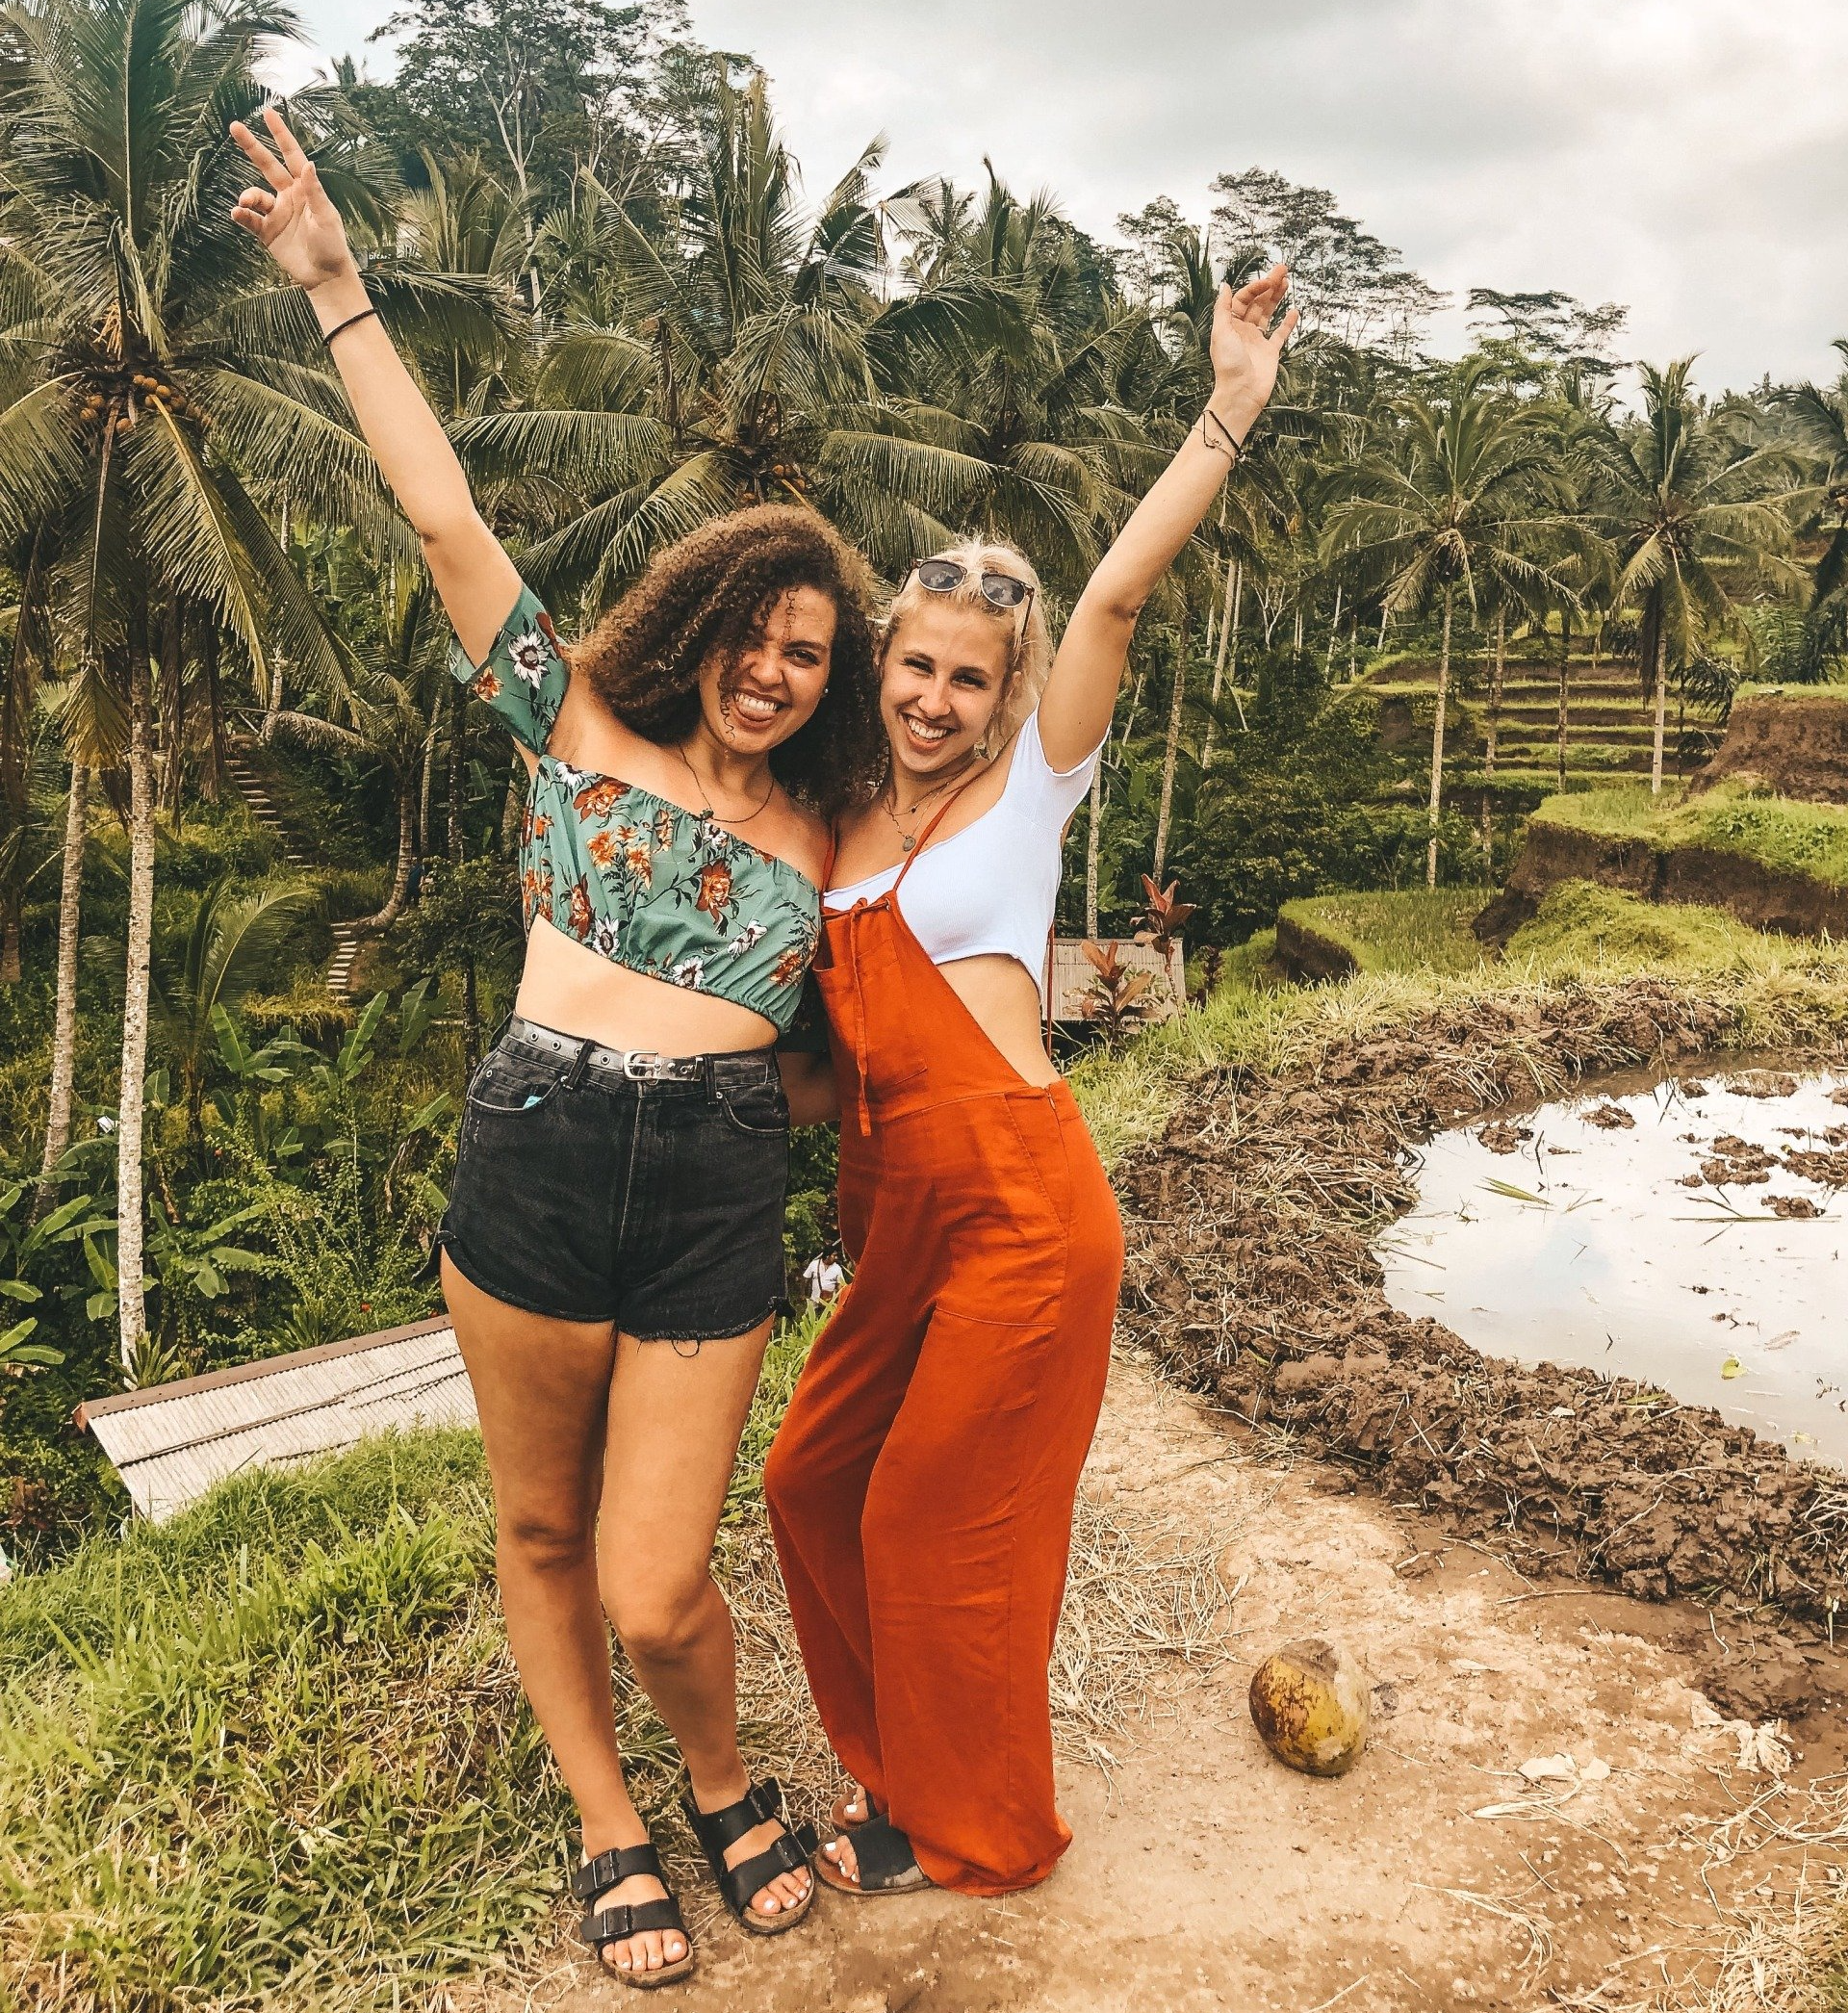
[1323,581,1344,682]
[1084,761,1102,940]
[157,597,185,818]
[1202,558,1245,771]
[418,728,436,860]
[1555,608,1572,795]
[362,772,417,931]
[449,682,479,1070]
[260,501,290,742]
[1426,587,1453,890]
[1152,611,1189,881]
[1478,610,1504,858]
[197,615,225,803]
[117,629,156,1381]
[1649,617,1668,795]
[36,761,90,1211]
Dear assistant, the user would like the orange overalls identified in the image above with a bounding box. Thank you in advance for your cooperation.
[763,810,1123,1895]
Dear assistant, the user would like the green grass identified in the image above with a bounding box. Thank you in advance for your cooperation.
[1503,881,1775,970]
[0,1310,823,2010]
[1277,889,1490,976]
[1731,679,1848,705]
[1069,882,1848,1170]
[10,898,1848,2008]
[1536,781,1848,888]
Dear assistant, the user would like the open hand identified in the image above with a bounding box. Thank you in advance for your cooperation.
[228,107,356,293]
[1210,264,1298,434]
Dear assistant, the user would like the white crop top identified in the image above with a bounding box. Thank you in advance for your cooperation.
[827,710,1100,1002]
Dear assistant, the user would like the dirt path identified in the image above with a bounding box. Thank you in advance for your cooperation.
[514,1350,1845,2013]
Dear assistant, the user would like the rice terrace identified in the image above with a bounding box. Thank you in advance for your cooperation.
[2,0,1848,2008]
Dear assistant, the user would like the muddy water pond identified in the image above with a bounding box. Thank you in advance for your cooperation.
[1380,1065,1848,1464]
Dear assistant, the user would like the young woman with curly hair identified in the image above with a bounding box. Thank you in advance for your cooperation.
[232,109,884,1988]
[765,265,1297,1900]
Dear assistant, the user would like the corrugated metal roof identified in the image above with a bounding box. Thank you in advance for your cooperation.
[76,1316,477,1524]
[1046,937,1186,1024]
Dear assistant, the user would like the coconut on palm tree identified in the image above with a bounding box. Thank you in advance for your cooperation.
[0,0,401,1372]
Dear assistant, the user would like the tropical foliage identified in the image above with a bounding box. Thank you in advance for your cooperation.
[0,0,1840,1552]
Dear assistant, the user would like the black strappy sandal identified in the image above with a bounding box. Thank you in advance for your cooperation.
[572,1843,695,1989]
[814,1812,933,1897]
[680,1777,819,1935]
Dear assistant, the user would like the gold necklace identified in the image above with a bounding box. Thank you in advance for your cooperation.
[884,761,978,853]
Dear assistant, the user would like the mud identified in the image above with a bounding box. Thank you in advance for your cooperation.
[1113,978,1848,1716]
[502,1354,1848,2013]
[1475,818,1848,942]
[1692,688,1848,804]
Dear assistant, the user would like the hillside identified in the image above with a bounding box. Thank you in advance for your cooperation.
[1362,638,1707,798]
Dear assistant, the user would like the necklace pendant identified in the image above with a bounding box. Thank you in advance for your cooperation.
[900,836,915,852]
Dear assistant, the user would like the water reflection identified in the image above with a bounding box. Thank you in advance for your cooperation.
[1379,1067,1848,1465]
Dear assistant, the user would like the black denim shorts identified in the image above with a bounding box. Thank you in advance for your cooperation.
[439,1018,790,1339]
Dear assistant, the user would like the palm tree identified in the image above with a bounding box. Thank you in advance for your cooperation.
[1324,359,1567,884]
[0,0,386,1370]
[267,567,447,930]
[1774,339,1848,672]
[150,875,314,1146]
[1592,358,1797,792]
[455,67,991,600]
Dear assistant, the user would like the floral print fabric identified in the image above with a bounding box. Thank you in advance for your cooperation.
[450,583,821,1034]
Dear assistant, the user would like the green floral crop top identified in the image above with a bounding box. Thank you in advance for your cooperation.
[449,583,821,1033]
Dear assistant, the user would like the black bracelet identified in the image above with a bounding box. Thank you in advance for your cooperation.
[320,305,378,348]
[1201,406,1245,457]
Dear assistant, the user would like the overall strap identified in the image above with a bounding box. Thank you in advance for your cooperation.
[892,774,983,892]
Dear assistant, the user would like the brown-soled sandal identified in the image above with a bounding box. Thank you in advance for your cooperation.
[680,1777,819,1935]
[814,1812,933,1897]
[573,1842,695,1990]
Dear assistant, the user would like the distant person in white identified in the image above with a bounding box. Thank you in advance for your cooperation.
[803,1252,845,1304]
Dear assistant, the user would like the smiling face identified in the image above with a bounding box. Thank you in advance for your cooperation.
[697,586,837,755]
[880,598,1014,782]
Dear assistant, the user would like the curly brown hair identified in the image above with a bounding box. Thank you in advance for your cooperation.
[572,505,884,818]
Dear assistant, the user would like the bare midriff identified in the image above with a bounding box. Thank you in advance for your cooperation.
[514,916,780,1056]
[933,953,1060,1088]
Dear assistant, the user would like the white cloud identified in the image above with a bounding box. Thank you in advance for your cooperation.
[289,0,1848,392]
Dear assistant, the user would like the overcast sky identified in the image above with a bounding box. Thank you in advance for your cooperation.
[290,0,1848,396]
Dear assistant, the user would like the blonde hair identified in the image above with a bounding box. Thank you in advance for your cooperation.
[882,537,1054,756]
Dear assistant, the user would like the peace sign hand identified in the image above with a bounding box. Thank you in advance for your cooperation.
[1210,263,1298,436]
[228,107,357,293]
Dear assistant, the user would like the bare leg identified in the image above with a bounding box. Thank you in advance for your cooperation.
[443,1256,685,1979]
[599,1321,813,1940]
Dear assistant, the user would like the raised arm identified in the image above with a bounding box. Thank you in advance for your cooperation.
[1037,265,1297,770]
[228,108,520,669]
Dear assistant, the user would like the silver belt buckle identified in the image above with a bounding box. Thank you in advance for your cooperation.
[622,1049,670,1081]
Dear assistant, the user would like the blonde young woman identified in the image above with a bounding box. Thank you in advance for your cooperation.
[228,108,889,1986]
[765,265,1296,1897]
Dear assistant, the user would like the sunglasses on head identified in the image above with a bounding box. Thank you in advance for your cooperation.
[913,556,1034,611]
